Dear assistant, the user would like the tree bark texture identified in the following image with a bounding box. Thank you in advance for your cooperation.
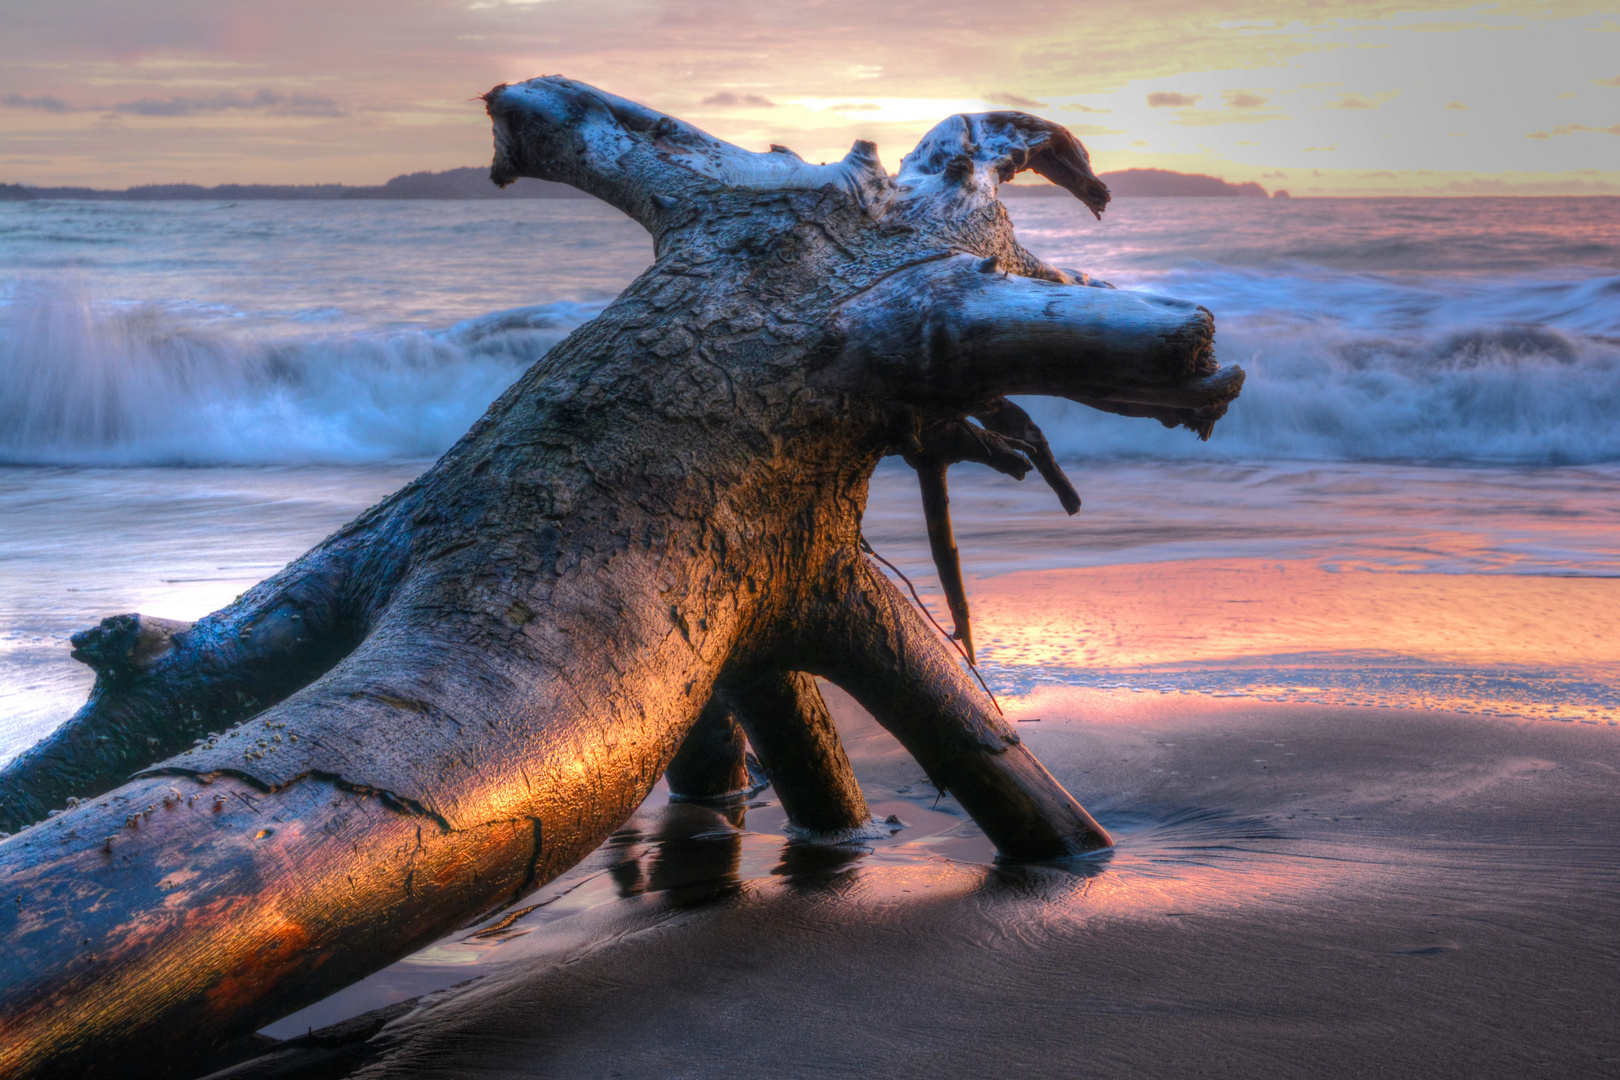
[0,76,1242,1078]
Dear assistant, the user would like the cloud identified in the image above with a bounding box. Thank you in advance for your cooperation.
[700,91,776,108]
[826,102,880,112]
[1325,93,1375,109]
[984,92,1049,109]
[1172,111,1285,128]
[1445,101,1468,110]
[1528,123,1620,139]
[3,89,344,117]
[1146,91,1200,108]
[4,0,1615,192]
[1168,91,1284,127]
[115,90,345,117]
[2,93,73,113]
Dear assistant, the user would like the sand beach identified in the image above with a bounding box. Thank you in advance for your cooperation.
[216,686,1620,1079]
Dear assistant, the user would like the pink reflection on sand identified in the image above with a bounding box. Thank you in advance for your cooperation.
[972,560,1620,673]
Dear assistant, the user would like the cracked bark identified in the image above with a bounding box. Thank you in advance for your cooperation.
[0,75,1242,1079]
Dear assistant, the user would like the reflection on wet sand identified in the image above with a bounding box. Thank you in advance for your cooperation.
[970,560,1620,722]
[239,687,1619,1079]
[606,803,744,908]
[860,461,1620,724]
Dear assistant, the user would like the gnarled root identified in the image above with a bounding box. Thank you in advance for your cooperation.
[667,671,874,839]
[723,670,872,837]
[665,696,756,802]
[805,550,1112,860]
[0,499,415,834]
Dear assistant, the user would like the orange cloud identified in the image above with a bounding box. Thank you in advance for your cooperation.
[1146,92,1201,108]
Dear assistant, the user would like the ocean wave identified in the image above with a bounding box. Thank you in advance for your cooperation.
[4,270,1617,467]
[1027,274,1620,465]
[0,280,596,465]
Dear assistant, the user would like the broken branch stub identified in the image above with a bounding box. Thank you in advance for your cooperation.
[0,75,1241,1078]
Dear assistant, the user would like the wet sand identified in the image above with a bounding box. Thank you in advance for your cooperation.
[970,562,1620,722]
[5,463,1615,1078]
[232,688,1620,1079]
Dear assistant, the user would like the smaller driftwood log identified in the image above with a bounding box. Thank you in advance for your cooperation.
[0,77,1241,1079]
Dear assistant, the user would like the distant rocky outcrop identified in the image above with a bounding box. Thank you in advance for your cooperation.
[2,166,1266,201]
[1003,168,1269,198]
[354,167,586,200]
[0,168,585,202]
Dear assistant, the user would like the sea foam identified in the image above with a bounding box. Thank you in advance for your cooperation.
[1028,266,1620,465]
[0,280,595,465]
[4,266,1617,467]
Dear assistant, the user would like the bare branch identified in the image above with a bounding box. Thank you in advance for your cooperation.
[831,255,1242,432]
[485,77,891,231]
[971,398,1082,515]
[896,112,1110,219]
[910,460,975,664]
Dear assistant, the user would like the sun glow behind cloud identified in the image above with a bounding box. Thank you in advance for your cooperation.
[0,1,1615,193]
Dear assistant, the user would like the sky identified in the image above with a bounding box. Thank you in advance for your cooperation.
[1,1,1617,195]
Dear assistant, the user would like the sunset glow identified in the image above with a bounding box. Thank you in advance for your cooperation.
[2,1,1616,193]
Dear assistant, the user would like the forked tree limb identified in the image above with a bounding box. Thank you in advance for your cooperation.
[971,397,1082,515]
[896,111,1111,220]
[801,551,1112,859]
[485,76,892,231]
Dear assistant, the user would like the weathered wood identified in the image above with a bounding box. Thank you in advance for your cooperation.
[800,549,1112,858]
[664,697,755,803]
[914,461,975,663]
[972,398,1082,515]
[0,75,1242,1077]
[722,671,873,839]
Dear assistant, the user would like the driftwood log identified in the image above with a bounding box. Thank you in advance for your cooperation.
[0,77,1242,1078]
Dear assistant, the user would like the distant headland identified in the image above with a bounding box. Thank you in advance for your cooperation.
[0,166,1277,202]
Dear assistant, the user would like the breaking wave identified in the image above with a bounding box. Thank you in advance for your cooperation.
[3,267,1617,467]
[0,281,597,465]
[1030,267,1620,465]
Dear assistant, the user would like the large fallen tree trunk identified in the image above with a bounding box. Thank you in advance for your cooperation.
[0,78,1242,1078]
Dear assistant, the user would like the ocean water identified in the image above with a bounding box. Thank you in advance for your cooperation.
[4,194,1619,1054]
[1,195,1617,761]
